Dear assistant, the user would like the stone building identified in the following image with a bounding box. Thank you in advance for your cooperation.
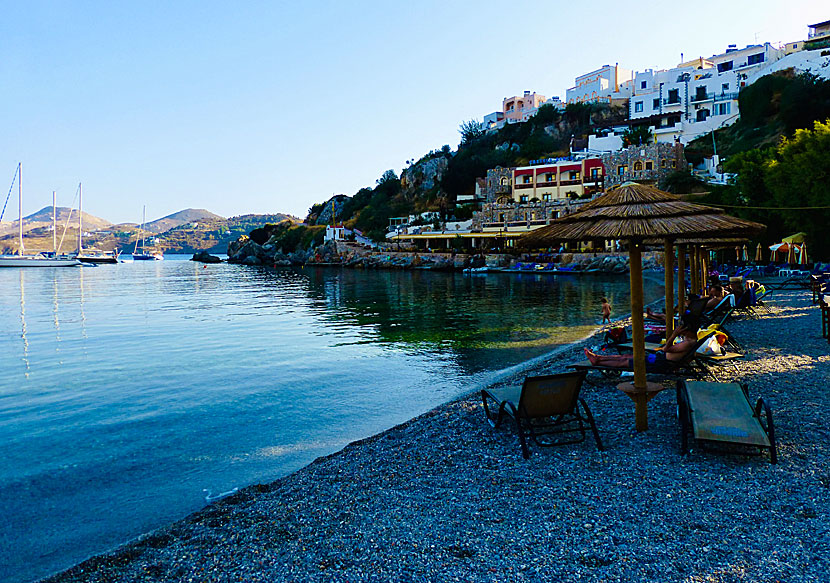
[600,141,685,188]
[483,167,513,203]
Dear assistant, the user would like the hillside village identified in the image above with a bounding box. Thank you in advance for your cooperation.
[272,19,830,263]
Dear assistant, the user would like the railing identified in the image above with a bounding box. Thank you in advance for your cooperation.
[714,92,739,102]
[691,92,713,102]
[663,98,682,105]
[515,183,535,189]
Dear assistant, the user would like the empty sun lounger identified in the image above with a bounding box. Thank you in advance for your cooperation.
[676,380,777,464]
[481,371,602,458]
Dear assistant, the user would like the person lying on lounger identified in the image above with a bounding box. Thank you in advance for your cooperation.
[584,317,700,369]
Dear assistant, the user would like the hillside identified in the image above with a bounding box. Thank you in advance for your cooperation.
[300,101,626,243]
[0,206,112,237]
[144,208,226,233]
[0,209,298,255]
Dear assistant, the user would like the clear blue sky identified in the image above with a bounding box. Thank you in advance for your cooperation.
[1,1,826,224]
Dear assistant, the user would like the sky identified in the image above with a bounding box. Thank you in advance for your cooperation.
[1,0,827,224]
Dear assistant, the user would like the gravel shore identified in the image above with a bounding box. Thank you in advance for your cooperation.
[43,287,829,583]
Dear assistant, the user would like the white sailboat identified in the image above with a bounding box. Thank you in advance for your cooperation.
[76,183,119,264]
[0,164,80,267]
[131,205,163,260]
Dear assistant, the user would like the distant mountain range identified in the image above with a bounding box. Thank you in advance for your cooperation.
[0,207,299,254]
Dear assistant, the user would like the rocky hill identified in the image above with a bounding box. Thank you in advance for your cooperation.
[144,208,225,233]
[0,206,112,237]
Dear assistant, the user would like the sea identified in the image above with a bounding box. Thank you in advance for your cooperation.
[0,256,664,583]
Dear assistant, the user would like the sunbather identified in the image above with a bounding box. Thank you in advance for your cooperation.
[585,316,700,369]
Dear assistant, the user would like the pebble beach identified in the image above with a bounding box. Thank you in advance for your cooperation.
[42,286,829,583]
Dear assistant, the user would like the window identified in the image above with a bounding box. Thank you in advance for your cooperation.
[591,167,600,178]
[645,160,653,171]
[694,86,707,101]
[721,83,729,92]
[499,213,505,222]
[660,158,666,168]
[715,102,731,116]
[520,195,528,203]
[696,109,709,122]
[617,165,628,176]
[542,193,551,201]
[634,101,643,113]
[500,177,508,186]
[569,171,580,181]
[667,88,680,104]
[671,160,677,168]
[717,61,733,72]
[633,161,643,171]
[747,53,764,65]
[653,98,660,110]
[641,81,647,89]
[545,173,554,182]
[522,175,531,184]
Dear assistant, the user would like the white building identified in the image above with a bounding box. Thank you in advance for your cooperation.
[566,64,634,105]
[626,43,784,144]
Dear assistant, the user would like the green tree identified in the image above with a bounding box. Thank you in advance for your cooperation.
[621,126,653,146]
[458,119,485,145]
[765,120,830,258]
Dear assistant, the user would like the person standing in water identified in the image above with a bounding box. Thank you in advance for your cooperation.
[600,297,612,324]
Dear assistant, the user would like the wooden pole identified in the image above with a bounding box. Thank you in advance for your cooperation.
[628,241,649,431]
[664,239,675,338]
[690,246,699,295]
[677,244,686,325]
[701,247,709,292]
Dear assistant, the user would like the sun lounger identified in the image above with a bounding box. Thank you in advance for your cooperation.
[481,371,602,458]
[676,380,777,464]
[568,332,717,381]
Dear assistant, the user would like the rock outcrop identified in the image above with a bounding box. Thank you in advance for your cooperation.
[191,251,222,263]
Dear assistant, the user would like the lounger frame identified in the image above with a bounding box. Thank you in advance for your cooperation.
[676,380,777,464]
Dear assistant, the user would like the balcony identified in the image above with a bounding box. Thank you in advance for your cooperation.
[663,98,682,106]
[691,92,713,102]
[714,92,739,102]
[559,179,581,186]
[515,183,535,190]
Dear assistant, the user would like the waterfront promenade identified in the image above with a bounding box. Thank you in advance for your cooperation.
[44,287,828,583]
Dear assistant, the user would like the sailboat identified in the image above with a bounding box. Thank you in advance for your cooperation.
[131,206,163,261]
[0,163,81,267]
[75,183,119,264]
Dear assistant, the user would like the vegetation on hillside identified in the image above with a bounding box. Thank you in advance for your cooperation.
[685,71,830,163]
[299,102,626,244]
[700,119,830,258]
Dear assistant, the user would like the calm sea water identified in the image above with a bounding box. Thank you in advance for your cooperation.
[0,256,664,583]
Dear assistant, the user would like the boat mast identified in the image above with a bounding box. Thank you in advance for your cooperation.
[78,182,83,255]
[53,190,57,253]
[18,163,23,256]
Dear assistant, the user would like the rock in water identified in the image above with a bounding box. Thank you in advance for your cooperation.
[191,251,222,263]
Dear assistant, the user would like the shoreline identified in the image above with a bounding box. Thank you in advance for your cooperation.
[41,288,827,582]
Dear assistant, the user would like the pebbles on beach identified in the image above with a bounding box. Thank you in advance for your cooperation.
[42,289,829,583]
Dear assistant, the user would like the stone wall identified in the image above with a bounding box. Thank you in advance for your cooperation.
[601,141,685,187]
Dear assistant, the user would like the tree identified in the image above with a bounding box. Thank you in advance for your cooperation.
[377,169,399,185]
[458,119,485,145]
[765,120,830,258]
[621,126,653,146]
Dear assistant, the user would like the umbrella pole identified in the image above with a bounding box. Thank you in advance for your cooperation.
[628,241,649,431]
[664,239,674,338]
[701,247,709,292]
[677,244,686,325]
[690,246,698,295]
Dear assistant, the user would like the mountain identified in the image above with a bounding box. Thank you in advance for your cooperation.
[143,209,226,233]
[0,206,112,237]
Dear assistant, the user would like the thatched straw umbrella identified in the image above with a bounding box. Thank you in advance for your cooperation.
[800,243,808,266]
[755,243,763,263]
[520,182,765,431]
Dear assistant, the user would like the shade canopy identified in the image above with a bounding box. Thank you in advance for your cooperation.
[783,232,807,244]
[519,182,765,247]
